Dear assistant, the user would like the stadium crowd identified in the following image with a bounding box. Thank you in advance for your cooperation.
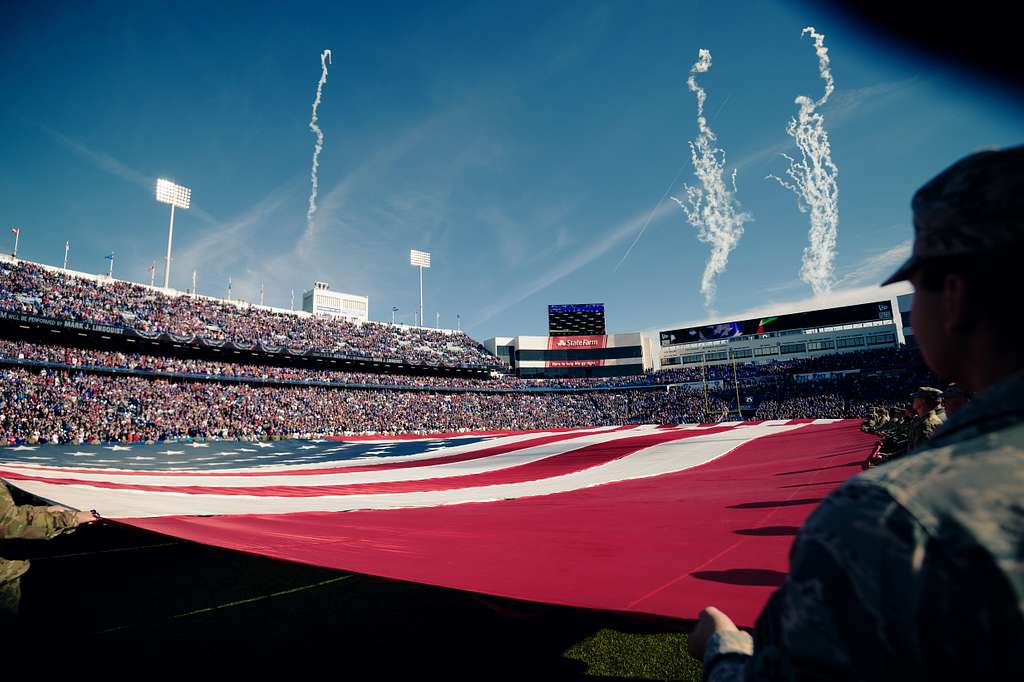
[0,338,935,392]
[0,341,938,444]
[0,260,942,444]
[0,366,734,443]
[0,261,500,369]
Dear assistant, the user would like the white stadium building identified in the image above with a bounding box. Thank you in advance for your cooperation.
[486,288,916,378]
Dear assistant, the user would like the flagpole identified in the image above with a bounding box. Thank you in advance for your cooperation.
[192,270,197,296]
[11,228,19,258]
[63,241,69,270]
[149,261,156,287]
[701,353,709,418]
[106,252,115,278]
[732,354,742,419]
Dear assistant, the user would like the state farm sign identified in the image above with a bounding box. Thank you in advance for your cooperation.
[547,335,608,350]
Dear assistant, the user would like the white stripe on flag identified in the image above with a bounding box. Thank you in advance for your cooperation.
[6,422,811,518]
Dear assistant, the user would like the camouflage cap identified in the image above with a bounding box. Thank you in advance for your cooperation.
[882,145,1024,285]
[911,386,943,400]
[943,382,968,398]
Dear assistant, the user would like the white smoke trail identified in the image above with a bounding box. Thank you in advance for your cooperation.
[767,27,839,295]
[672,49,752,309]
[306,49,332,234]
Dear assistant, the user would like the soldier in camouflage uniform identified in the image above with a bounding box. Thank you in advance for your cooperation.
[689,146,1024,679]
[941,382,971,417]
[873,407,890,431]
[860,407,883,432]
[867,387,946,467]
[876,406,908,438]
[1,481,96,621]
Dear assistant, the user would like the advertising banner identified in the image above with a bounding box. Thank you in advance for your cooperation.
[792,369,861,383]
[547,359,605,368]
[547,335,608,350]
[545,335,608,368]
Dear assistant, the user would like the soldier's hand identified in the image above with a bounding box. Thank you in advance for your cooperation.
[688,606,739,660]
[76,511,98,524]
[47,505,70,512]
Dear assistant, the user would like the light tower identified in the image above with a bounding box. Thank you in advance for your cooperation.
[410,249,431,328]
[155,179,191,289]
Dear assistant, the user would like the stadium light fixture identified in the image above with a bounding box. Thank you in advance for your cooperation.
[155,179,191,289]
[410,250,431,328]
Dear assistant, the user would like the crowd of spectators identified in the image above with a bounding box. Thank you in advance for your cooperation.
[751,364,937,420]
[0,366,735,444]
[0,261,500,369]
[0,259,942,443]
[0,338,933,392]
[0,344,937,445]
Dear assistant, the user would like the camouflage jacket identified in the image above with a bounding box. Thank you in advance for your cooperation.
[878,409,945,463]
[1,481,80,584]
[908,409,945,450]
[704,369,1024,680]
[861,413,887,432]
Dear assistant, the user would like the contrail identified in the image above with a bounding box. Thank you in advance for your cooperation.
[613,160,689,273]
[767,27,839,296]
[306,49,332,235]
[671,49,752,310]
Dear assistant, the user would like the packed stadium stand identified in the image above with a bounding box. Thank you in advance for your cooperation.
[0,259,500,371]
[0,257,938,444]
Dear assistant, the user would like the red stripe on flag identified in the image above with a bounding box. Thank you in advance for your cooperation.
[0,425,737,497]
[120,421,878,627]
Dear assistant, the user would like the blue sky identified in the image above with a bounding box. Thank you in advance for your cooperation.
[2,1,1021,340]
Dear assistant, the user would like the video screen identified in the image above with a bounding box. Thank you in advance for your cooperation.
[549,303,606,337]
[660,301,892,346]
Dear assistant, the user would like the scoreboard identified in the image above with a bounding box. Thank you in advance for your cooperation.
[548,303,606,336]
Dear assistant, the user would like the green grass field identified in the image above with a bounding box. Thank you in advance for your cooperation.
[7,521,704,679]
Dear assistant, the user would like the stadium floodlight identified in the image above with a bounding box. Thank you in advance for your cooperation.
[409,249,431,268]
[155,179,191,289]
[410,250,431,327]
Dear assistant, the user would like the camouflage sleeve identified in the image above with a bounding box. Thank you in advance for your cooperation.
[920,417,940,442]
[704,475,1024,681]
[0,482,79,540]
[704,479,926,681]
[704,631,753,681]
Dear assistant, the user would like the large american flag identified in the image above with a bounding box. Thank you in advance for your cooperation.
[0,419,876,625]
